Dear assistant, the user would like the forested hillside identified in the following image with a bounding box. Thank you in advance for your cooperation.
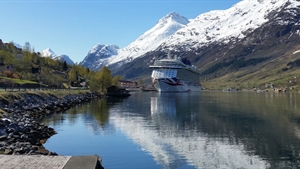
[0,40,122,92]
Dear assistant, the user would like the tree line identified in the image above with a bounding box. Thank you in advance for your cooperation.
[0,40,123,93]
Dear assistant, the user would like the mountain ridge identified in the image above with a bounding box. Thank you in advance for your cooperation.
[82,0,299,72]
[80,44,119,70]
[80,12,189,71]
[41,48,74,65]
[111,0,300,90]
[159,0,294,51]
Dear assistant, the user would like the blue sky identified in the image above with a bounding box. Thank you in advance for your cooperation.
[0,0,240,63]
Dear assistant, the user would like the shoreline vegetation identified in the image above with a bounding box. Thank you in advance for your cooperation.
[0,40,127,158]
[0,90,101,155]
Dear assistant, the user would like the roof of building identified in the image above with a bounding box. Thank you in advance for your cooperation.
[118,80,135,83]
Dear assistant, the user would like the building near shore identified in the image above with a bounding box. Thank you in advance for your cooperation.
[118,80,137,88]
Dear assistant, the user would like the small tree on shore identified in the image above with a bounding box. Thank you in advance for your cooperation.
[138,79,144,87]
[89,66,112,92]
[112,75,124,86]
[98,66,112,92]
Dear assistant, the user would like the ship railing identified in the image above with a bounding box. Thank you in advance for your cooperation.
[152,60,184,67]
[149,66,184,70]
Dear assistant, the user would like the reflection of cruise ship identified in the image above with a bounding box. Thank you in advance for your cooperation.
[109,93,269,169]
[150,54,201,92]
[151,96,176,116]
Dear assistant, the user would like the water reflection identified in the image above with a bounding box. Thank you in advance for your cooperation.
[42,98,126,136]
[197,92,300,169]
[109,92,269,169]
[43,92,300,169]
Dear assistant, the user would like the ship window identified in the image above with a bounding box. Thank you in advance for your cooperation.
[152,69,177,78]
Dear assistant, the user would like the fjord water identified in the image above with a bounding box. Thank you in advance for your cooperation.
[42,91,300,169]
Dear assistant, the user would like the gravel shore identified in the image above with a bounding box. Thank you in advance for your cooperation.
[0,91,101,155]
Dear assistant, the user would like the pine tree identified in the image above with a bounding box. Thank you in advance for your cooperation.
[63,61,68,71]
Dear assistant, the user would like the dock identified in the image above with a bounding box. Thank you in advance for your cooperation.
[0,155,103,169]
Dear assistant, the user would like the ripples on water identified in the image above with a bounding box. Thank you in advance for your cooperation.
[42,91,300,169]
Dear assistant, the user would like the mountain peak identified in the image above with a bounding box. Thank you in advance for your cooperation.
[54,54,74,65]
[44,48,53,52]
[41,48,74,65]
[158,12,189,25]
[80,44,119,70]
[41,48,56,58]
[104,12,189,69]
[165,12,183,19]
[80,11,190,71]
[89,44,119,56]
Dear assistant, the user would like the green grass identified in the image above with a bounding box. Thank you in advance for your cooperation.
[62,83,69,88]
[201,66,300,91]
[0,76,38,84]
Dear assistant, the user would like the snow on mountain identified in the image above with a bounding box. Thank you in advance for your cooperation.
[2,40,22,49]
[89,44,119,57]
[161,0,300,51]
[81,0,300,71]
[80,44,119,70]
[41,48,74,65]
[108,12,189,65]
[53,55,74,65]
[80,12,189,71]
[41,48,56,58]
[12,42,22,49]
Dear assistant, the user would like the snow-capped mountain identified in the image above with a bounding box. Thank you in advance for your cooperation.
[80,12,189,71]
[41,48,56,58]
[80,44,119,70]
[41,48,74,65]
[108,12,189,67]
[111,0,300,82]
[81,0,300,85]
[160,0,300,51]
[53,55,74,65]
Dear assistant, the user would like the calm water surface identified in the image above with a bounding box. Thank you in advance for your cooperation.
[42,91,300,169]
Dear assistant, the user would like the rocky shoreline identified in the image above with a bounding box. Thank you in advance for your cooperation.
[0,91,101,155]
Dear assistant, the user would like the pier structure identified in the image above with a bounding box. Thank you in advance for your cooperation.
[0,155,103,169]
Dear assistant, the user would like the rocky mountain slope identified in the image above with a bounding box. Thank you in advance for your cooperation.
[80,44,119,70]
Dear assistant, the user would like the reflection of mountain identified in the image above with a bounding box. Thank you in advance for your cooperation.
[42,92,300,168]
[109,93,269,169]
[198,92,300,169]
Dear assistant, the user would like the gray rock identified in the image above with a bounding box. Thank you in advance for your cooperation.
[0,135,7,141]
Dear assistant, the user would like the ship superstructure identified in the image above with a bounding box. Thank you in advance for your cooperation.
[150,55,201,92]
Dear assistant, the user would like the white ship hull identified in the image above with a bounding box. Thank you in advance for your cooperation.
[152,78,201,92]
[150,57,201,92]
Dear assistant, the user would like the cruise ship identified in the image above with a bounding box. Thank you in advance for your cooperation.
[149,55,201,92]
